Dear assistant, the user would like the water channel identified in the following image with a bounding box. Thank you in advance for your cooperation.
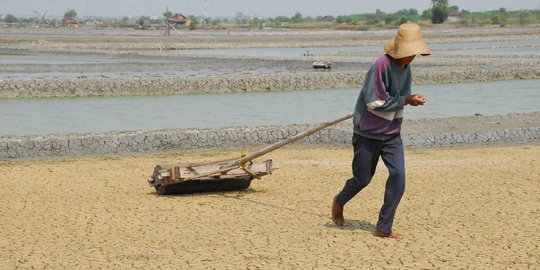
[175,40,540,57]
[1,79,538,136]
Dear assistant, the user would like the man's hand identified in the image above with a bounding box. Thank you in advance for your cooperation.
[406,94,426,106]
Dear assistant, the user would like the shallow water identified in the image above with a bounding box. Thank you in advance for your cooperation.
[2,40,538,80]
[175,40,540,57]
[0,79,538,136]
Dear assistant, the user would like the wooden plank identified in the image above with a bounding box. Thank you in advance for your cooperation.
[174,166,181,180]
[182,165,239,181]
[236,114,352,165]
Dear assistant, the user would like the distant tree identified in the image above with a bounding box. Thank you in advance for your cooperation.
[210,18,222,25]
[4,14,17,23]
[431,0,449,24]
[188,15,198,30]
[233,12,249,24]
[336,15,350,24]
[490,11,507,25]
[519,11,532,25]
[384,13,397,25]
[48,19,59,28]
[399,16,409,25]
[64,9,77,18]
[305,16,315,23]
[138,16,149,28]
[149,17,162,24]
[249,18,259,28]
[422,8,432,20]
[470,14,479,25]
[375,9,386,18]
[274,16,290,23]
[366,14,381,25]
[291,11,303,23]
[379,9,409,26]
[459,16,470,26]
[266,16,288,28]
[20,17,38,23]
[163,10,172,19]
[449,5,459,13]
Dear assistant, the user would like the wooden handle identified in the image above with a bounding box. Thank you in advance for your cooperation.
[236,113,353,166]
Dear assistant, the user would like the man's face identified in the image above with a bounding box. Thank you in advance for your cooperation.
[399,55,416,65]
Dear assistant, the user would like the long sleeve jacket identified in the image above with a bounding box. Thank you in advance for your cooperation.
[353,54,412,140]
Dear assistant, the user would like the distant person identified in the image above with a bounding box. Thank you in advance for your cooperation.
[331,23,430,239]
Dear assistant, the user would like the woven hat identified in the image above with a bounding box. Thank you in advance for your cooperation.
[384,23,431,59]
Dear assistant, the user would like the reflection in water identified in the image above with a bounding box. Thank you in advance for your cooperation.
[0,79,538,136]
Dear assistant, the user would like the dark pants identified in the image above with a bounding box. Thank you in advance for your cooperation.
[335,133,406,234]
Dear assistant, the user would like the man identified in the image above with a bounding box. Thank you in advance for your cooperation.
[331,23,431,239]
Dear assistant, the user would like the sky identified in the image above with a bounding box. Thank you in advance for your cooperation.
[1,0,539,19]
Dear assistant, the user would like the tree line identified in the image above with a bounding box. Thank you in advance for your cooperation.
[1,0,539,29]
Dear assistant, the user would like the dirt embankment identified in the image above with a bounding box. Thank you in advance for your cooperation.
[1,112,539,160]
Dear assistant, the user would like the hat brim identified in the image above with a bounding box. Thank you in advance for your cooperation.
[384,38,431,59]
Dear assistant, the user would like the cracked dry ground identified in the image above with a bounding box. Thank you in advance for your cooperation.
[1,144,539,269]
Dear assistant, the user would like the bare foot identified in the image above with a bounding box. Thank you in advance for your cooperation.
[332,196,345,226]
[374,230,404,240]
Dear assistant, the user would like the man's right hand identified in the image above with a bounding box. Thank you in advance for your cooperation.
[406,94,426,106]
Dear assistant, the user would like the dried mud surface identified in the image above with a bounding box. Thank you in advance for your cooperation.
[1,144,539,269]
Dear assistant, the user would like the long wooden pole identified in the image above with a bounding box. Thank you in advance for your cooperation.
[235,113,353,166]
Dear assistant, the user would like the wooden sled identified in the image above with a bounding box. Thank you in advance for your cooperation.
[148,114,352,195]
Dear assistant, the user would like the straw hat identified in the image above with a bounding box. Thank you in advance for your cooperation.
[384,23,431,59]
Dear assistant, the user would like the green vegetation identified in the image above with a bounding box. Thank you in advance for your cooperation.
[188,15,198,30]
[458,9,540,26]
[431,0,449,24]
[64,9,77,18]
[1,2,539,30]
[333,9,420,28]
[163,10,172,20]
[4,14,18,23]
[138,16,149,29]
